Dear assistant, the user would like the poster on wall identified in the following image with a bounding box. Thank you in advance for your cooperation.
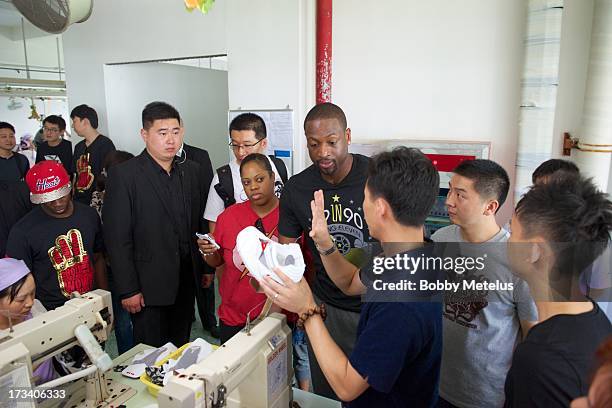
[350,139,491,238]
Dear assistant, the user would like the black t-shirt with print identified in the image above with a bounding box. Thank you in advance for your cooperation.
[36,139,73,174]
[279,154,373,312]
[6,202,104,310]
[72,135,115,205]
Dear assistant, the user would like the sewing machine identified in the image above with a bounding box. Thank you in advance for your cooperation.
[158,312,293,408]
[0,293,339,408]
[0,289,136,407]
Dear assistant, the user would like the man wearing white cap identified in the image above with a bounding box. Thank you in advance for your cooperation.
[6,160,107,311]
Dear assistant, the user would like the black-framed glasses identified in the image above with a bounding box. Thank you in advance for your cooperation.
[229,138,264,150]
[254,218,265,234]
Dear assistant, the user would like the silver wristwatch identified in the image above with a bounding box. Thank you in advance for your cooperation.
[315,236,337,256]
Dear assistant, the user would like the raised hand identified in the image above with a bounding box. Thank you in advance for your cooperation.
[48,228,94,298]
[309,190,333,249]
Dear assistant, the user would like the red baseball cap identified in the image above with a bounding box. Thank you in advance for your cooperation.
[25,160,71,204]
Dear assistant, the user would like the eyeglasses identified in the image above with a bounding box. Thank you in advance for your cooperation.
[43,127,60,133]
[229,138,264,150]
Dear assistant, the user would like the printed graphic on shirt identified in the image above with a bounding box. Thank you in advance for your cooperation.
[48,228,94,298]
[309,193,369,266]
[44,154,61,163]
[443,273,489,329]
[75,153,94,192]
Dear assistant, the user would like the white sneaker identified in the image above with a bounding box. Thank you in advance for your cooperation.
[236,226,305,284]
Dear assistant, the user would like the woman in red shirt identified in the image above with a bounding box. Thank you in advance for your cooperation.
[198,153,280,344]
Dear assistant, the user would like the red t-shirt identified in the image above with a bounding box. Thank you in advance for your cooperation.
[214,201,279,326]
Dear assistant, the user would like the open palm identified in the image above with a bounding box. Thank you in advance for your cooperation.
[309,190,331,246]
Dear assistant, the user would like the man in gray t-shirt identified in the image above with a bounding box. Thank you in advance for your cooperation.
[432,160,538,408]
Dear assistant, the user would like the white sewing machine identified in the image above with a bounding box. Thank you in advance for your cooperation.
[158,312,293,408]
[0,289,136,407]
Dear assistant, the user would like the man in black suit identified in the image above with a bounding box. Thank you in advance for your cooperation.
[181,143,219,338]
[103,102,210,347]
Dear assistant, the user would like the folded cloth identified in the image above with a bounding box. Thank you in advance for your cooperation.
[236,226,305,284]
[121,342,177,378]
[161,338,214,385]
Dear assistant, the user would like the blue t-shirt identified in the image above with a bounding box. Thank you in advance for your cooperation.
[347,301,443,407]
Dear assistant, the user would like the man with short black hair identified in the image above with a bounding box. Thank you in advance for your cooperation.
[203,112,287,232]
[0,122,29,182]
[431,159,537,408]
[36,115,73,173]
[531,158,579,185]
[263,147,443,407]
[505,174,612,407]
[70,104,115,205]
[278,102,374,399]
[103,101,209,347]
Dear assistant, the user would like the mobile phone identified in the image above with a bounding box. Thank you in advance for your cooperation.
[196,233,220,249]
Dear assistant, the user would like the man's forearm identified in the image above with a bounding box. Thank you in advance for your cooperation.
[317,237,360,294]
[93,253,108,290]
[304,315,355,400]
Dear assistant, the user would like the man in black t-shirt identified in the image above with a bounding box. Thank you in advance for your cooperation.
[0,122,29,182]
[6,161,107,310]
[36,115,73,173]
[279,103,374,399]
[70,104,116,205]
[504,174,612,407]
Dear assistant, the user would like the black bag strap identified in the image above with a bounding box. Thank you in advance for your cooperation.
[268,155,288,183]
[214,164,235,209]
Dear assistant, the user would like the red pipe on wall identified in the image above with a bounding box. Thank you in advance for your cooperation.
[316,0,332,104]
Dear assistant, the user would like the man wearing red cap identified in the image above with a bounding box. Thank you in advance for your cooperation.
[6,160,107,311]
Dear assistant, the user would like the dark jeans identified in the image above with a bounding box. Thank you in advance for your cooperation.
[219,320,245,344]
[108,266,134,354]
[131,259,195,347]
[194,272,217,330]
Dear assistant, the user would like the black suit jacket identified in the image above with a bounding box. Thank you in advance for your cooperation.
[183,144,214,225]
[102,150,207,306]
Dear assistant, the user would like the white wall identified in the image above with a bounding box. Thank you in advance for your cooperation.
[103,62,229,169]
[62,0,227,135]
[0,20,63,80]
[0,96,69,141]
[553,0,594,157]
[225,0,314,173]
[332,0,527,221]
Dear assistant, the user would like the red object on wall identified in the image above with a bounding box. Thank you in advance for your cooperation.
[316,0,333,104]
[425,154,475,172]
